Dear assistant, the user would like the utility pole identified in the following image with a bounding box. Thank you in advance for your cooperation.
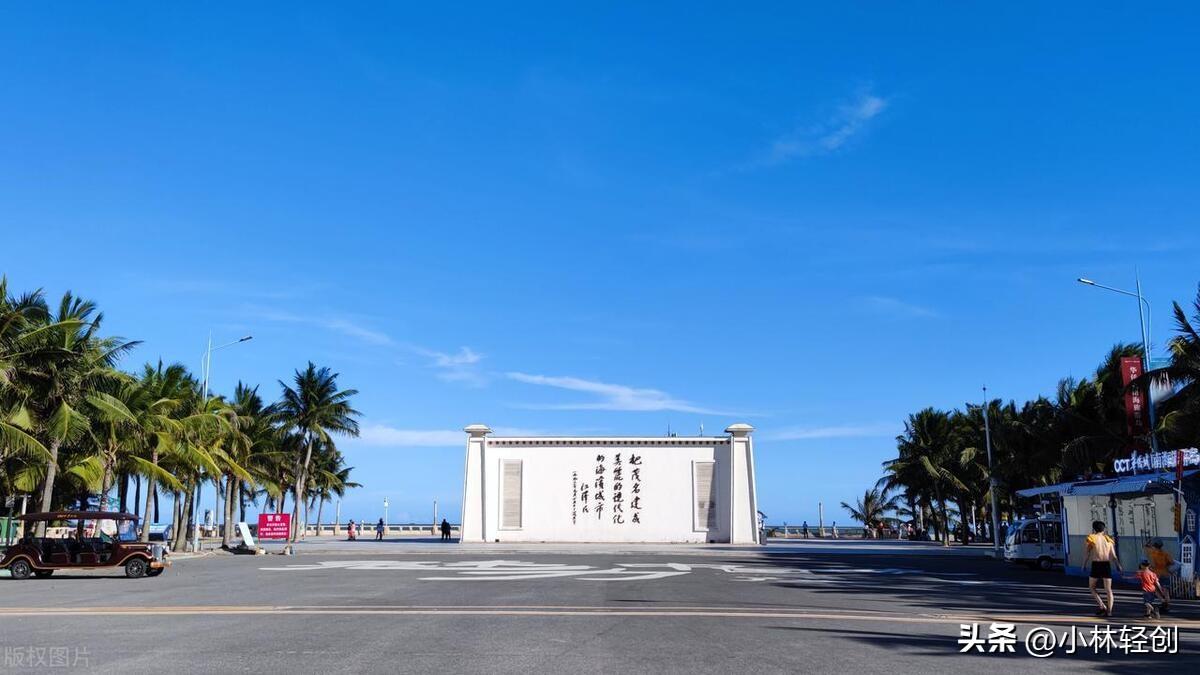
[983,386,1002,559]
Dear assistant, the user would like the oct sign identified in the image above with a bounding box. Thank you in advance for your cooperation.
[257,513,291,540]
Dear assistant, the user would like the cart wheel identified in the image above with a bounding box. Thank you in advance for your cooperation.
[125,558,148,579]
[33,569,54,578]
[9,559,33,580]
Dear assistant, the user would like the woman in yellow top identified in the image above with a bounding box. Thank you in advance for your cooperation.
[1082,520,1122,617]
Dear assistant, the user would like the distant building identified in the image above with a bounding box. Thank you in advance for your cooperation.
[459,423,760,544]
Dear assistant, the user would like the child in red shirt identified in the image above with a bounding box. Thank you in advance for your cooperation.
[1136,560,1163,619]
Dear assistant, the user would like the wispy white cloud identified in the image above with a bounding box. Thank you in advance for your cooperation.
[409,346,487,386]
[353,425,464,447]
[349,423,591,447]
[759,423,898,442]
[759,91,888,166]
[251,306,485,384]
[858,295,940,319]
[506,372,738,415]
[250,307,395,346]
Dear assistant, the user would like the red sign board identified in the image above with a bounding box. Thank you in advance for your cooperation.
[257,513,291,540]
[1120,356,1149,438]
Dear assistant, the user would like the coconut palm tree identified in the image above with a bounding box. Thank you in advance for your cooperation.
[307,442,360,536]
[132,361,194,541]
[893,408,964,545]
[275,363,359,542]
[221,382,276,547]
[0,279,52,497]
[1147,287,1200,447]
[11,292,139,517]
[840,488,899,536]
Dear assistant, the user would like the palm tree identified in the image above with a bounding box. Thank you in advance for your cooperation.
[841,488,899,536]
[222,382,276,547]
[307,442,360,536]
[1147,287,1200,447]
[275,363,359,542]
[0,279,52,497]
[893,408,964,545]
[133,362,193,541]
[12,292,138,517]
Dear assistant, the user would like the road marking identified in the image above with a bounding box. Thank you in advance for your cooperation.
[0,605,1193,630]
[256,559,992,584]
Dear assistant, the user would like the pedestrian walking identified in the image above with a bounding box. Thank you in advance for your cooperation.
[1083,520,1122,617]
[440,519,451,542]
[1136,560,1164,619]
[1143,540,1174,613]
[375,518,385,541]
[347,519,357,541]
[801,521,809,539]
[832,522,838,539]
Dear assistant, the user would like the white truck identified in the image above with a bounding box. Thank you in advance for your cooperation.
[1004,515,1064,570]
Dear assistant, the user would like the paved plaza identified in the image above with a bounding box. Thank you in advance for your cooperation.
[1,540,1195,673]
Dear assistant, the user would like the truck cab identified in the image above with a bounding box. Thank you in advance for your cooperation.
[1004,516,1064,570]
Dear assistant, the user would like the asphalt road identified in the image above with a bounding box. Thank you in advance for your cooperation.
[2,541,1196,674]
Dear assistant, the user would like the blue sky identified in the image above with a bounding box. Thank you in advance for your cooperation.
[3,4,1199,525]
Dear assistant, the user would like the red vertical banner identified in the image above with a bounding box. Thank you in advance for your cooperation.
[1120,356,1148,437]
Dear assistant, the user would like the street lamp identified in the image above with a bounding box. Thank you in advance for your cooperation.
[1076,275,1158,453]
[192,334,253,553]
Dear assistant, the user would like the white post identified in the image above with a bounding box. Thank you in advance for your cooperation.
[460,425,492,543]
[334,500,341,535]
[433,499,438,535]
[724,423,756,544]
[818,502,825,538]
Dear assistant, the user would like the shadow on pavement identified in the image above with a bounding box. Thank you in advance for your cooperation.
[769,625,1190,672]
[720,551,1199,624]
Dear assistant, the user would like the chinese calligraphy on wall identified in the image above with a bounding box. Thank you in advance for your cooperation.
[574,453,641,526]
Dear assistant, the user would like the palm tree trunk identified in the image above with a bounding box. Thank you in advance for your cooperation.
[139,450,158,542]
[172,486,194,552]
[290,432,315,542]
[169,491,182,549]
[315,498,325,537]
[132,474,141,518]
[938,496,949,546]
[958,499,970,544]
[239,484,246,522]
[118,472,129,513]
[36,438,62,535]
[302,495,311,538]
[98,457,112,513]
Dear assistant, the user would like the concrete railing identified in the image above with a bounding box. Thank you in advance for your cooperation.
[299,523,460,537]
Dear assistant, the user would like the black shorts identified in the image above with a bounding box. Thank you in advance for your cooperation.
[1090,561,1112,579]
